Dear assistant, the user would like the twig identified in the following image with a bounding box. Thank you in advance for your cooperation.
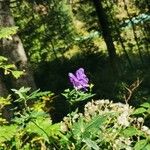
[123,78,143,104]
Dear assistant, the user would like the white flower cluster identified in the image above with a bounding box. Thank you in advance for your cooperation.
[84,99,133,127]
[114,136,132,150]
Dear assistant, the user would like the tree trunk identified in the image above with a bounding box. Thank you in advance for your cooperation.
[0,77,8,97]
[0,0,36,90]
[92,0,118,73]
[104,0,133,69]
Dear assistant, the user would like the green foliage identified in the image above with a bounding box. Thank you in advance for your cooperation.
[134,140,148,150]
[0,96,11,124]
[0,125,18,143]
[120,13,150,28]
[0,87,61,149]
[133,102,150,116]
[25,117,60,143]
[0,56,23,79]
[0,96,11,108]
[12,87,52,103]
[71,115,106,140]
[62,85,95,106]
[11,0,76,62]
[0,26,23,79]
[0,26,18,39]
[0,86,150,149]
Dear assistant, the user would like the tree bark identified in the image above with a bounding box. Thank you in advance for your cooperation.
[0,77,8,97]
[0,0,36,90]
[92,0,118,73]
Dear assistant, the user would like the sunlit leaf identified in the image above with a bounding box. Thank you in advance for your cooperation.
[134,140,147,150]
[132,108,147,115]
[12,71,24,79]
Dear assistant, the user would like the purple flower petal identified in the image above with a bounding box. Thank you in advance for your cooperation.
[76,68,86,79]
[69,73,78,83]
[68,68,89,90]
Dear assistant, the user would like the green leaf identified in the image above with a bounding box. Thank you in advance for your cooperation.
[12,70,24,79]
[12,87,31,95]
[85,115,106,132]
[72,115,106,141]
[12,87,31,101]
[0,125,18,143]
[26,117,61,143]
[4,64,15,69]
[28,89,52,100]
[122,127,139,137]
[132,108,147,115]
[140,103,150,108]
[0,56,7,62]
[134,140,147,150]
[0,97,11,106]
[83,138,100,150]
[145,144,150,150]
[0,26,18,39]
[82,115,106,139]
[72,117,85,139]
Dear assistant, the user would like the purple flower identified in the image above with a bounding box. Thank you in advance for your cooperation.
[68,68,89,90]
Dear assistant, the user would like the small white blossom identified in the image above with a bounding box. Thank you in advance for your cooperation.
[60,122,68,132]
[73,114,79,120]
[141,126,149,132]
[126,146,132,150]
[137,117,144,123]
[98,99,105,104]
[117,112,130,127]
[146,130,150,135]
[105,99,110,104]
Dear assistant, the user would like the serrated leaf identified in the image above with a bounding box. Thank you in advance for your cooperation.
[28,89,51,100]
[134,140,147,150]
[71,114,105,140]
[12,87,31,95]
